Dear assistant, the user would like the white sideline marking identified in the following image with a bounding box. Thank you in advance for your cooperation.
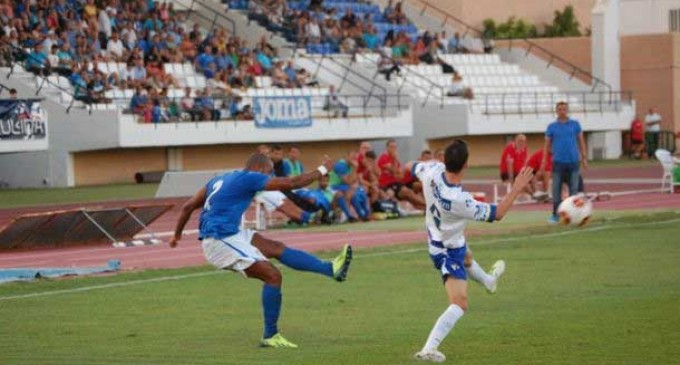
[2,217,678,301]
[0,272,220,301]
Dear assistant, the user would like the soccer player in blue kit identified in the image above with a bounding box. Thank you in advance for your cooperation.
[169,153,353,348]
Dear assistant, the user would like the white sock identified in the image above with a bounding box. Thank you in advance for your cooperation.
[423,304,465,351]
[467,260,494,289]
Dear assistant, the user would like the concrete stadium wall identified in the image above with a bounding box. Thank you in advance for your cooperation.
[70,140,372,185]
[73,148,167,185]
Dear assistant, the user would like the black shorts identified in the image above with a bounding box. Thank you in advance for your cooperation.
[381,182,404,197]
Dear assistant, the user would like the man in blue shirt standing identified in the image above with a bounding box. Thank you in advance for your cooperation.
[540,101,588,224]
[169,153,353,348]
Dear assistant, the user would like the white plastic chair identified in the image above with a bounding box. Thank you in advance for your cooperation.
[655,149,680,193]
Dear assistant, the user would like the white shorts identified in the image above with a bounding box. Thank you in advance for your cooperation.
[256,191,287,213]
[201,229,267,273]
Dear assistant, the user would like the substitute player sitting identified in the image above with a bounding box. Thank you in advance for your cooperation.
[526,149,551,201]
[407,140,533,362]
[169,153,353,348]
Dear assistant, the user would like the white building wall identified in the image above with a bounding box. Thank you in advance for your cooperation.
[620,0,680,35]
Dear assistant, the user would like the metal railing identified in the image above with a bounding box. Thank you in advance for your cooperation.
[352,51,447,107]
[107,92,410,125]
[5,43,85,113]
[181,0,237,35]
[471,91,633,116]
[403,0,613,92]
[303,53,390,109]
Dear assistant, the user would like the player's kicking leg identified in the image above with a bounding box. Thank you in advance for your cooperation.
[252,233,352,282]
[244,261,298,348]
[464,250,505,294]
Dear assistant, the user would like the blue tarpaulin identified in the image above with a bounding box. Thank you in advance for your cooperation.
[0,259,121,284]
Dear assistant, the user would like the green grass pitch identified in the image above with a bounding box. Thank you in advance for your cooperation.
[1,212,679,365]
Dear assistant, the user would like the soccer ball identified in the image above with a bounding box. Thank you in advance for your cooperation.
[557,194,593,226]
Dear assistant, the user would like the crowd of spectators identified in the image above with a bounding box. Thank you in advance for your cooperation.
[0,0,326,122]
[248,0,489,60]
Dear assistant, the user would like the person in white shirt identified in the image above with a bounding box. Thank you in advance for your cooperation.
[406,139,533,363]
[446,72,473,99]
[98,8,112,38]
[645,107,662,156]
[106,32,125,61]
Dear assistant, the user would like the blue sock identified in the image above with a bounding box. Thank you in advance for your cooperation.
[336,197,356,220]
[301,211,312,223]
[279,247,332,277]
[262,284,282,339]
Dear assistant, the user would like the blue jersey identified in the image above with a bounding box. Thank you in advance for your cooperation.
[546,119,582,164]
[198,170,270,239]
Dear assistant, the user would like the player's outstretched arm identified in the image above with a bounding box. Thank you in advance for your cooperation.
[264,156,332,191]
[495,167,533,220]
[169,186,207,248]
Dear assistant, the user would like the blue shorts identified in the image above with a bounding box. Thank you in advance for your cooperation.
[331,183,351,193]
[429,245,467,283]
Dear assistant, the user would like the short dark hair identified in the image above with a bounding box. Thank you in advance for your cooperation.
[444,139,468,173]
[385,138,396,147]
[556,101,568,108]
[365,150,376,159]
[245,153,271,169]
[9,88,17,94]
[271,144,283,152]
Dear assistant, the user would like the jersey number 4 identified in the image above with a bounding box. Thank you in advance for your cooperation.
[204,180,224,211]
[429,204,442,230]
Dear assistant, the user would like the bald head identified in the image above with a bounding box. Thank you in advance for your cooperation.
[245,153,273,174]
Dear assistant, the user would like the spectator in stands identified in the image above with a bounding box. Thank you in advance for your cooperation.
[500,134,528,184]
[26,43,48,76]
[106,32,126,61]
[8,88,17,99]
[130,86,148,115]
[296,67,319,87]
[378,139,426,210]
[645,107,662,156]
[630,115,645,159]
[284,146,305,177]
[229,95,252,120]
[541,102,587,224]
[362,26,380,50]
[196,87,220,121]
[129,58,147,85]
[324,85,349,118]
[378,40,401,81]
[180,87,198,121]
[446,72,474,99]
[448,32,461,53]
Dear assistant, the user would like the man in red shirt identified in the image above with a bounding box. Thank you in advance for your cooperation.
[630,116,645,159]
[527,149,552,200]
[499,134,528,182]
[378,139,426,209]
